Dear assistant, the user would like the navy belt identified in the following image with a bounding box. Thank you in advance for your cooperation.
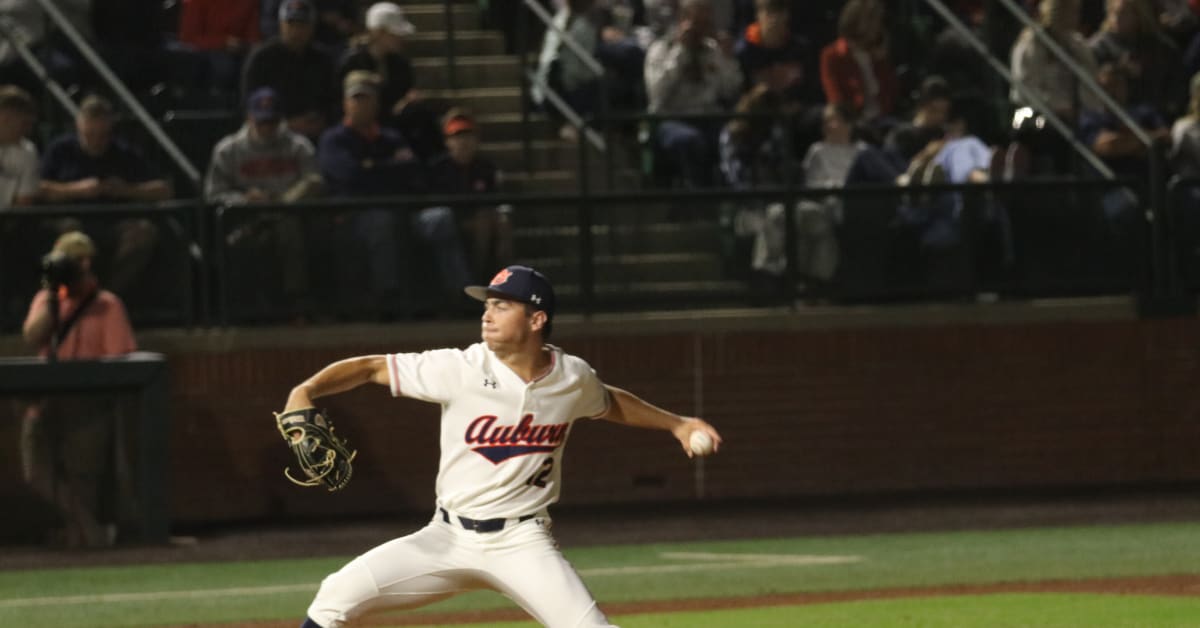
[439,507,534,533]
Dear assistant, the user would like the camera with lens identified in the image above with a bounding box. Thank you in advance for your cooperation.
[41,251,83,287]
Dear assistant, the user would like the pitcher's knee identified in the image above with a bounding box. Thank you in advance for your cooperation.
[305,563,377,628]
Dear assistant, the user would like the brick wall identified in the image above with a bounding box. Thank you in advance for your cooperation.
[4,315,1200,528]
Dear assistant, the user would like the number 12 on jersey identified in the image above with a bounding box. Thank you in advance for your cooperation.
[526,457,554,488]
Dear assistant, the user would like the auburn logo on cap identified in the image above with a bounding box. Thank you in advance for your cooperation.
[489,268,512,286]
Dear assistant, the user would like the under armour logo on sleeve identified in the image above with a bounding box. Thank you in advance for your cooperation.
[483,378,497,388]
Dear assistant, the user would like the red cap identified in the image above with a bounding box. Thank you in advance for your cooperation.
[444,116,475,136]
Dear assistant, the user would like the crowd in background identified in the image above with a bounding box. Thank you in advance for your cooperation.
[2,0,1200,311]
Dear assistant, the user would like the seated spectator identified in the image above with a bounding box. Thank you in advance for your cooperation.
[205,87,323,319]
[0,85,39,208]
[1079,62,1170,178]
[38,95,170,300]
[819,0,898,129]
[645,0,744,188]
[594,0,650,113]
[735,0,818,104]
[242,0,338,141]
[317,71,470,316]
[1089,0,1185,118]
[172,0,261,99]
[429,108,513,281]
[534,0,602,141]
[337,3,443,161]
[21,231,137,548]
[884,76,952,167]
[1079,62,1169,239]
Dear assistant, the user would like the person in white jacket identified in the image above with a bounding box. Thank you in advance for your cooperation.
[644,0,743,188]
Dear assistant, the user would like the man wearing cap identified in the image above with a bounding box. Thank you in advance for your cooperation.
[430,108,513,279]
[38,95,169,302]
[21,231,137,547]
[318,70,468,316]
[337,2,443,161]
[242,0,337,140]
[280,264,723,628]
[206,87,322,319]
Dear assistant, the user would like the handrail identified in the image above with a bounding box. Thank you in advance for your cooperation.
[30,0,203,190]
[920,0,1116,180]
[522,0,605,78]
[0,17,78,117]
[991,0,1153,149]
[524,69,606,152]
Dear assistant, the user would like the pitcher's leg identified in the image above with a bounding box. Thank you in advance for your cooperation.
[306,522,481,628]
[484,521,617,628]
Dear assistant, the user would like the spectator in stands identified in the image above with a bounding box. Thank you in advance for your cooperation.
[819,0,898,129]
[1080,62,1169,239]
[1170,72,1200,177]
[206,87,322,318]
[262,0,359,54]
[242,0,338,141]
[593,0,650,113]
[645,0,744,188]
[1010,0,1101,123]
[38,95,169,299]
[884,75,952,167]
[337,3,443,161]
[318,71,469,316]
[429,108,513,281]
[1088,0,1185,117]
[20,231,137,548]
[0,85,39,208]
[173,0,262,99]
[734,0,818,104]
[1080,62,1170,178]
[534,0,602,142]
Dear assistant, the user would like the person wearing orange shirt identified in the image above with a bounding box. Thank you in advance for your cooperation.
[20,231,137,548]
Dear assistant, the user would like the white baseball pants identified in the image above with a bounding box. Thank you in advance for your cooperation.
[306,512,617,628]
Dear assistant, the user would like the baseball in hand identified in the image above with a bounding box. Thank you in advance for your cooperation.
[689,430,715,456]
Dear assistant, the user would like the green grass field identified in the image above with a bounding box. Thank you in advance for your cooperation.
[2,521,1199,627]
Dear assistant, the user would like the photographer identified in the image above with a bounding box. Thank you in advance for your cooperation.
[20,231,136,548]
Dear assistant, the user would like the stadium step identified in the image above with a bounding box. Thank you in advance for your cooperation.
[474,112,554,143]
[480,140,580,171]
[403,3,481,33]
[425,86,521,116]
[413,56,521,90]
[406,30,506,58]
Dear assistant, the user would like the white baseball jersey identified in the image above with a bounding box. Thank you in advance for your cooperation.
[386,342,609,519]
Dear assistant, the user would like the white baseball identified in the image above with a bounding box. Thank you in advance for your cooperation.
[689,430,714,456]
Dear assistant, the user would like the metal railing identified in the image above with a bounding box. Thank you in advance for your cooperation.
[0,174,1164,333]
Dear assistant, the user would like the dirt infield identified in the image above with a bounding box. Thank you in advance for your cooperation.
[166,574,1200,627]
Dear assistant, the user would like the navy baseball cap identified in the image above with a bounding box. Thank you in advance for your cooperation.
[465,265,556,317]
[247,87,281,121]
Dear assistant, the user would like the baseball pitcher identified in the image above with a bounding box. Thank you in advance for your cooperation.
[279,265,723,628]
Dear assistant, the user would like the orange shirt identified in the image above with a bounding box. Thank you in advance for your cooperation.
[24,288,137,359]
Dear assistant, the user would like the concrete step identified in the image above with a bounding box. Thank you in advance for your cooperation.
[413,56,521,90]
[499,169,576,194]
[406,31,506,58]
[514,222,724,256]
[426,86,521,116]
[474,112,553,142]
[480,140,577,171]
[516,252,726,284]
[404,4,481,33]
